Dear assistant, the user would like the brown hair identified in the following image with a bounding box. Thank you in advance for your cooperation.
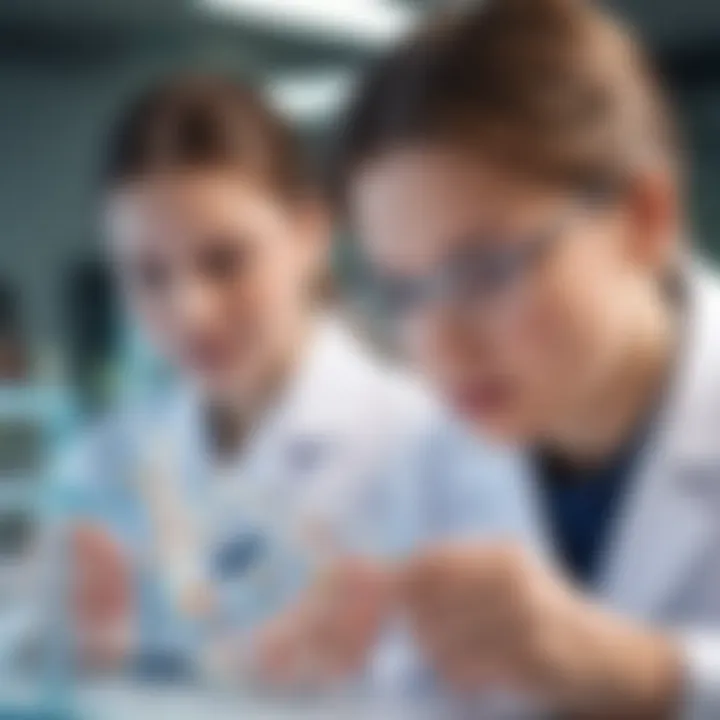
[104,75,312,199]
[331,0,679,207]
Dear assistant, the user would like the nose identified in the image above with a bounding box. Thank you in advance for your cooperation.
[414,302,486,368]
[170,276,221,333]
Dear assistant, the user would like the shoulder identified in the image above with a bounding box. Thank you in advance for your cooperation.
[311,317,521,472]
[351,413,541,554]
[381,412,525,497]
[304,317,438,445]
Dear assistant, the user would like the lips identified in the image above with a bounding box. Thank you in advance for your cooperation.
[185,337,235,372]
[448,378,515,419]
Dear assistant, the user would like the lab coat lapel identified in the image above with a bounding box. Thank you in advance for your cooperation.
[174,316,347,493]
[210,317,369,513]
[249,317,356,487]
[144,318,361,581]
[597,448,717,619]
[237,317,386,561]
[598,268,720,619]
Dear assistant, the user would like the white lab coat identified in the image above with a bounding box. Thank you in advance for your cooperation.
[590,265,720,719]
[52,316,538,676]
[366,265,720,719]
[53,317,426,658]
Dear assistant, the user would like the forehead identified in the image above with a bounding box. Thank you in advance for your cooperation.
[105,169,283,252]
[348,148,565,272]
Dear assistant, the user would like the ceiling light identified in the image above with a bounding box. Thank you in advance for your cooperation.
[268,69,357,123]
[200,0,416,47]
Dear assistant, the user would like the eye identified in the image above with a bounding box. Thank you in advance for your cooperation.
[445,243,526,300]
[198,239,253,282]
[129,257,170,295]
[465,251,519,292]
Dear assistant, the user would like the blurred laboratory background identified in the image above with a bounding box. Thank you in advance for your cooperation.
[0,0,719,617]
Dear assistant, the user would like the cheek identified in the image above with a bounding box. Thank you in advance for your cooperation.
[502,269,625,409]
[249,245,307,321]
[505,300,584,384]
[221,244,309,354]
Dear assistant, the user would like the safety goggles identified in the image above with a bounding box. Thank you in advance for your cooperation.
[368,219,566,322]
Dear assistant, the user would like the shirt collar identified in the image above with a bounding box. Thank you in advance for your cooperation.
[174,314,368,474]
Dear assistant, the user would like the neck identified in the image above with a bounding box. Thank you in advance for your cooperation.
[543,286,678,467]
[206,314,314,459]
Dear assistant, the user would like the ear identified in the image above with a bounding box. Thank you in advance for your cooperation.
[624,167,681,273]
[294,195,332,251]
[291,195,333,289]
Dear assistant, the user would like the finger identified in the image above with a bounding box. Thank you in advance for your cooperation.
[73,543,132,625]
[399,556,482,619]
[253,598,317,685]
[408,600,524,690]
[438,654,515,693]
[312,558,390,640]
[411,613,516,693]
[74,569,131,623]
[71,524,128,576]
[257,558,392,688]
[301,606,371,681]
[424,605,526,661]
[253,618,296,682]
[317,557,393,612]
[255,601,356,687]
[72,524,126,568]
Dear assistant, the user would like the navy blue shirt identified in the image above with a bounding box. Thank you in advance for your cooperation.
[535,277,683,586]
[535,429,648,586]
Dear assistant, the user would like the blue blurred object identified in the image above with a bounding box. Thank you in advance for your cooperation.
[128,650,195,684]
[212,531,268,580]
[0,384,78,720]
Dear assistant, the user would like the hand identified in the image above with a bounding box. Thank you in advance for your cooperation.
[71,523,135,671]
[254,557,391,688]
[401,542,682,718]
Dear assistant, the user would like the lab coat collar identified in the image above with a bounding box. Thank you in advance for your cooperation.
[172,315,374,488]
[596,264,720,618]
[265,314,377,438]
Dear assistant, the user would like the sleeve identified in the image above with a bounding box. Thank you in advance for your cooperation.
[343,414,546,561]
[679,631,720,720]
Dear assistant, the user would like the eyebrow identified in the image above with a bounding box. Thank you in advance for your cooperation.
[445,228,513,253]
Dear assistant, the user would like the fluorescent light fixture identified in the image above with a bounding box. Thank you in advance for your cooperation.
[268,69,357,123]
[200,0,416,46]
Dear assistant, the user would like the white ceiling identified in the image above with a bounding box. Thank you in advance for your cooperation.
[0,0,712,47]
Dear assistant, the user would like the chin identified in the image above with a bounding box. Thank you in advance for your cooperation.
[458,411,532,447]
[194,372,244,401]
